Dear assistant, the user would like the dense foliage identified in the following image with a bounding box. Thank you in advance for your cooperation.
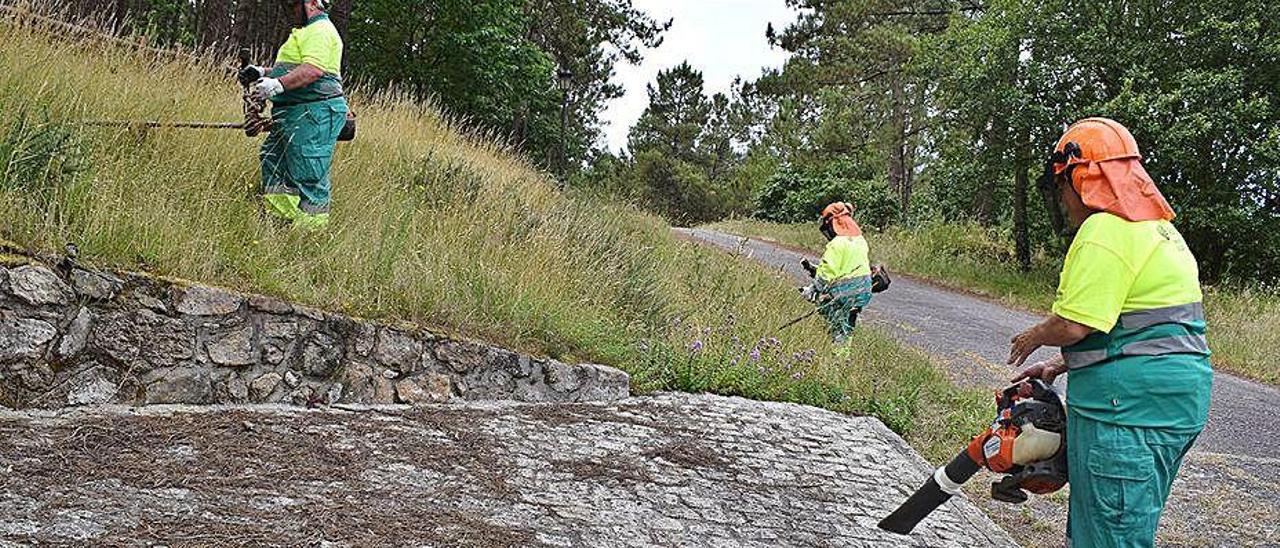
[605,0,1280,283]
[575,63,767,225]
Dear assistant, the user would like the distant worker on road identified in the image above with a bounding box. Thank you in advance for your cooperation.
[239,0,349,230]
[1007,117,1212,547]
[800,202,879,342]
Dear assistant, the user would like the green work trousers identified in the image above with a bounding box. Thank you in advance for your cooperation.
[1066,409,1200,547]
[819,276,873,343]
[259,97,348,224]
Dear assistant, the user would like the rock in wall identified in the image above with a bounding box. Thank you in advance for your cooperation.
[0,256,629,409]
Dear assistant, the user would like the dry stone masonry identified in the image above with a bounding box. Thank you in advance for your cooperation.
[0,251,1022,547]
[0,255,629,409]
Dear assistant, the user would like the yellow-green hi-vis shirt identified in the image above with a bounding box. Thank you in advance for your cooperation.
[269,13,344,107]
[1052,212,1212,430]
[816,235,871,283]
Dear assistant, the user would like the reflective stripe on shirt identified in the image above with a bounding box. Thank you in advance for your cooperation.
[1063,302,1209,370]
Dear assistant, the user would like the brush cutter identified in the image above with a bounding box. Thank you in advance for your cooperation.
[878,379,1068,535]
[85,49,354,141]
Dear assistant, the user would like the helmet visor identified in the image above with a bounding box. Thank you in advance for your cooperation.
[1037,159,1073,237]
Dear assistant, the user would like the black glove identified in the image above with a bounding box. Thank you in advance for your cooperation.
[871,264,892,293]
[801,259,817,278]
[238,65,266,88]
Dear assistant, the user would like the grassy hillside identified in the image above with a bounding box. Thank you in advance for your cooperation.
[0,14,988,459]
[709,219,1280,386]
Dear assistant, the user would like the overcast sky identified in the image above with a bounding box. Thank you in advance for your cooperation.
[599,0,799,153]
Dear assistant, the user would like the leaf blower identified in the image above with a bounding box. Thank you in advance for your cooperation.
[878,379,1068,535]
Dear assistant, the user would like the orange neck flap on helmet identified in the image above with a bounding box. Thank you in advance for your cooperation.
[820,202,863,237]
[1052,117,1174,223]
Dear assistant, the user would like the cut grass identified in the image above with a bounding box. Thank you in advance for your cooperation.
[0,13,986,462]
[708,218,1280,386]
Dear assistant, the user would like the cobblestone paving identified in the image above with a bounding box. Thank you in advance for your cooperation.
[0,394,1015,547]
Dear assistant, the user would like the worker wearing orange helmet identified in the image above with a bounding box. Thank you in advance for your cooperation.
[799,202,876,342]
[1007,118,1212,547]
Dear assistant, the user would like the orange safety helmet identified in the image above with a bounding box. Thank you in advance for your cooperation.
[1049,117,1175,223]
[819,202,863,239]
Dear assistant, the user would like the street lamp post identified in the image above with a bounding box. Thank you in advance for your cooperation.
[556,68,573,187]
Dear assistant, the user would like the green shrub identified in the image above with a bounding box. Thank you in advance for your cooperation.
[753,164,898,227]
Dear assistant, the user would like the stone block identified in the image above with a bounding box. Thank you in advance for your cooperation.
[250,372,283,401]
[144,368,213,404]
[206,327,256,366]
[434,341,488,373]
[301,332,342,378]
[374,328,421,373]
[70,269,122,301]
[8,265,72,306]
[7,361,54,391]
[248,295,292,314]
[263,343,287,365]
[0,316,57,361]
[55,307,93,360]
[395,374,452,405]
[92,309,193,371]
[175,286,243,316]
[223,374,249,402]
[262,320,298,339]
[64,365,119,406]
[135,293,168,313]
[579,364,631,401]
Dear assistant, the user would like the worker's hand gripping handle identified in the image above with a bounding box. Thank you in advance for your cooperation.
[878,449,982,535]
[238,48,267,137]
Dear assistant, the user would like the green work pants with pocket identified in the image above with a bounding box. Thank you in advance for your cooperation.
[1066,409,1200,547]
[259,97,348,224]
[818,275,873,343]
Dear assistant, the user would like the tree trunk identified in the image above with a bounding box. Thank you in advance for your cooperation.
[1014,146,1031,272]
[974,125,997,225]
[888,71,910,218]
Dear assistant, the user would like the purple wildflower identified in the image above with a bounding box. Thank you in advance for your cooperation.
[791,372,803,381]
[749,347,762,362]
[689,340,704,353]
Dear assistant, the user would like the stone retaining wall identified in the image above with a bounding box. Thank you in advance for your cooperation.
[0,255,629,409]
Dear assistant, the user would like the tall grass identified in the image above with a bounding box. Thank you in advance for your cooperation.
[709,218,1280,386]
[0,14,987,459]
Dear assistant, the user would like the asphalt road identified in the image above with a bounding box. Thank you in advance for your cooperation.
[676,227,1280,461]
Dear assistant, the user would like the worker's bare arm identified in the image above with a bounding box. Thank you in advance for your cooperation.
[279,63,325,90]
[1007,315,1093,367]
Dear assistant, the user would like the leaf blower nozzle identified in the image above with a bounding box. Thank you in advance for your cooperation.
[878,449,982,534]
[878,379,1068,535]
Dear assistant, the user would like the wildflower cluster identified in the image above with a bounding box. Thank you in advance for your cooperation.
[633,313,821,396]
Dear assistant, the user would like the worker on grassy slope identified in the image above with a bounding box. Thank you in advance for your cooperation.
[1008,117,1212,547]
[800,202,875,342]
[239,0,349,230]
